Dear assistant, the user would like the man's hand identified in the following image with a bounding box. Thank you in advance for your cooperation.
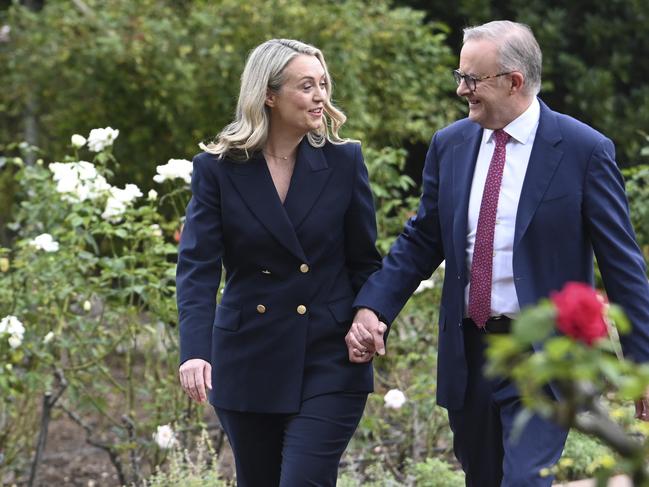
[345,308,387,363]
[635,387,649,422]
[179,358,212,403]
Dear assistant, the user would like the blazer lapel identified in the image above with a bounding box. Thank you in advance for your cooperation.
[282,139,332,229]
[452,124,483,278]
[514,101,564,250]
[226,156,307,262]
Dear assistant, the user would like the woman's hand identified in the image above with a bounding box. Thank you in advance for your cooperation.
[179,359,212,403]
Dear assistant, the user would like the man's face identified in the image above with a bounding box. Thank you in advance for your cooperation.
[456,39,515,129]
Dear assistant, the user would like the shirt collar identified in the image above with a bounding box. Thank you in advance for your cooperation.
[482,97,540,145]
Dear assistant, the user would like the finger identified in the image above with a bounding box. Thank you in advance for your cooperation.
[373,322,387,356]
[355,322,375,346]
[179,369,186,390]
[349,348,372,363]
[188,369,200,402]
[347,331,370,354]
[180,369,192,398]
[193,369,206,402]
[349,322,374,347]
[204,363,212,391]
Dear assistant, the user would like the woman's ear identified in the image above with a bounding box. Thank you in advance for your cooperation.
[265,88,276,107]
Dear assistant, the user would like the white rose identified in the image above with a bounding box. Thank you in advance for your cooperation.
[101,184,142,221]
[153,159,193,184]
[147,189,158,201]
[30,233,60,252]
[49,161,110,202]
[384,389,407,409]
[6,317,25,338]
[153,424,178,449]
[8,334,22,349]
[87,127,120,152]
[102,197,127,221]
[71,134,87,148]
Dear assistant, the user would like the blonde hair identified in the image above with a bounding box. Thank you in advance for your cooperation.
[200,39,348,159]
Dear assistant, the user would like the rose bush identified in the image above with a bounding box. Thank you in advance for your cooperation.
[0,129,211,485]
[486,282,649,484]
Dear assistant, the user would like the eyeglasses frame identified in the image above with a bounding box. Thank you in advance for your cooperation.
[452,69,514,92]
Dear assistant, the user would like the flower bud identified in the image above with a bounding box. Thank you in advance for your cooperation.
[71,134,87,148]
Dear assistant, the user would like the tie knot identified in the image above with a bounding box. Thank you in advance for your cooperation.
[494,129,510,147]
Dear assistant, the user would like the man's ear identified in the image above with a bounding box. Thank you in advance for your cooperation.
[510,72,525,95]
[265,88,276,107]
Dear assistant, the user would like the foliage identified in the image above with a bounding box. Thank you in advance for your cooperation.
[0,0,459,191]
[408,457,465,486]
[624,164,649,263]
[338,456,463,487]
[138,430,229,487]
[363,146,418,253]
[0,132,203,484]
[553,430,614,482]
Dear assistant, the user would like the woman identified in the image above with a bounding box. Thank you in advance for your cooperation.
[176,39,381,486]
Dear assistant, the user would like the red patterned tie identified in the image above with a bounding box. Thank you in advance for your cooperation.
[468,129,510,328]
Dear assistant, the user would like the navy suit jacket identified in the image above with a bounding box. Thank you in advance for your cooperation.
[355,99,649,410]
[177,139,381,413]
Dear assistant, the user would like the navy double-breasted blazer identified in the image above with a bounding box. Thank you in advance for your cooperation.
[177,139,381,413]
[355,99,649,410]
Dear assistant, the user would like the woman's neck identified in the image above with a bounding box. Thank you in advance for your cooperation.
[264,128,303,161]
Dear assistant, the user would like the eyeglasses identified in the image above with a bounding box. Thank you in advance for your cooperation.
[452,69,513,92]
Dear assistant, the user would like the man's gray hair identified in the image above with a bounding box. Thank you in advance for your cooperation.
[463,20,542,96]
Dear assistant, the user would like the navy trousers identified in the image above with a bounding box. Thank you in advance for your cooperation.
[215,392,367,487]
[447,324,568,487]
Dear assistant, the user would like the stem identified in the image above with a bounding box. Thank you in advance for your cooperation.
[58,402,128,485]
[122,415,140,483]
[27,370,68,487]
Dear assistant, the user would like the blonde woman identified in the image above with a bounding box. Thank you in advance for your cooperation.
[176,39,381,486]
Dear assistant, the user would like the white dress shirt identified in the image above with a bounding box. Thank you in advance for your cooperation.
[464,98,541,317]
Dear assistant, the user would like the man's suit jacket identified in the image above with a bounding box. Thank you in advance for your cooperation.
[177,139,381,413]
[355,99,649,410]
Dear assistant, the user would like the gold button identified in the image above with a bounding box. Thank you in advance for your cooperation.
[256,304,266,314]
[297,305,307,315]
[300,263,309,273]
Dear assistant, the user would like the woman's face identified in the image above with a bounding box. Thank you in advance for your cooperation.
[266,54,327,136]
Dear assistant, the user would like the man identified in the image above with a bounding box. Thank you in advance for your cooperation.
[346,20,649,486]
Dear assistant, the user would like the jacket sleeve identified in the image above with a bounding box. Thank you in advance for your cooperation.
[176,154,224,365]
[353,133,445,323]
[583,138,649,362]
[344,144,382,293]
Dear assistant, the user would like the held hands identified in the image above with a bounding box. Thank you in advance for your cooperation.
[345,308,388,363]
[634,387,649,422]
[179,358,212,403]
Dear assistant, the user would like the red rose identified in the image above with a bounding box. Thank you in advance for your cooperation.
[550,282,608,346]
